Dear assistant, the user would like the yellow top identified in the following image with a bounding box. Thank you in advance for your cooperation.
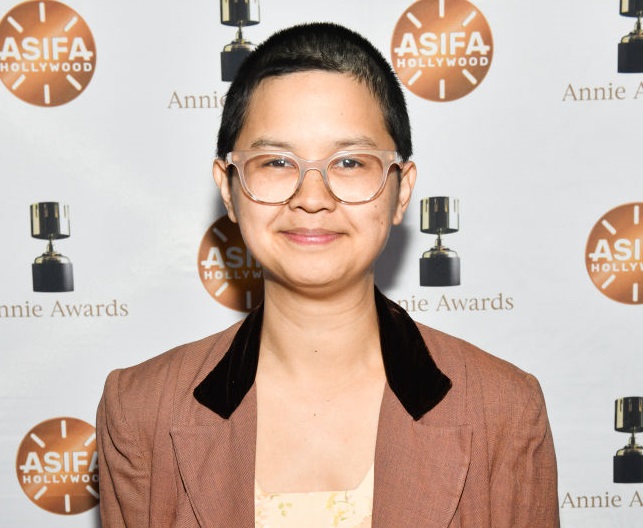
[254,465,374,528]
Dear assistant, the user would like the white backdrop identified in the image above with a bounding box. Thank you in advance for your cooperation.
[1,0,642,526]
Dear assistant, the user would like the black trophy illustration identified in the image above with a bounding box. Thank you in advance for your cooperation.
[419,197,461,287]
[220,0,260,81]
[618,0,643,72]
[614,396,643,483]
[30,202,74,292]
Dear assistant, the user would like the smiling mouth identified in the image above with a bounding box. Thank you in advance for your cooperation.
[280,229,342,245]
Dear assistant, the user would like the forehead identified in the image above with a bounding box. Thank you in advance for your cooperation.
[235,71,393,152]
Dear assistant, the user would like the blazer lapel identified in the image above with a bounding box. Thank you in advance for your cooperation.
[373,386,472,528]
[170,386,257,527]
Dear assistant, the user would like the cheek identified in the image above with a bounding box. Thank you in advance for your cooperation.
[231,184,258,224]
[235,218,270,270]
[231,195,280,255]
[230,194,259,242]
[371,191,400,227]
[361,203,396,241]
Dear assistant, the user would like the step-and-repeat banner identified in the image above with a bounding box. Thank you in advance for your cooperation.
[1,0,642,526]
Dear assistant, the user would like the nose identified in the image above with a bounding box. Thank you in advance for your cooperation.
[287,167,337,212]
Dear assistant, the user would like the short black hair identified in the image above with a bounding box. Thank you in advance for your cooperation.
[216,22,412,161]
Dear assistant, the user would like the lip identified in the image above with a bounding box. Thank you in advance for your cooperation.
[280,228,343,245]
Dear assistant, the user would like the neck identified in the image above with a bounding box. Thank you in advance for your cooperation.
[258,279,383,384]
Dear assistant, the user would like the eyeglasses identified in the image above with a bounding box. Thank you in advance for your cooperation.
[225,149,403,205]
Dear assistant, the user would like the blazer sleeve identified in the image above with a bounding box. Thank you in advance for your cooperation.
[97,369,151,528]
[490,373,560,528]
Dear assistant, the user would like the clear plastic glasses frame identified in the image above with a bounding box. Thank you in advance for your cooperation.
[225,149,403,205]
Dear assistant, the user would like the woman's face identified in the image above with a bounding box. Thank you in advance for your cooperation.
[213,71,416,295]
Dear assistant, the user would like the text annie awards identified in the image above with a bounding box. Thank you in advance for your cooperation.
[0,299,129,318]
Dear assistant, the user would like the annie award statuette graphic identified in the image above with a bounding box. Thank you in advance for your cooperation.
[419,197,460,287]
[220,0,260,81]
[618,0,643,72]
[614,396,643,483]
[30,202,74,292]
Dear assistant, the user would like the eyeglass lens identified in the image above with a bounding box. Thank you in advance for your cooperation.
[241,152,388,203]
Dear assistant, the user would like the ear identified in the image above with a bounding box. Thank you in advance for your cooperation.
[212,158,238,223]
[392,161,416,225]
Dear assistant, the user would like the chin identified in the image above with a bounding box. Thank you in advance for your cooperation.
[266,265,372,296]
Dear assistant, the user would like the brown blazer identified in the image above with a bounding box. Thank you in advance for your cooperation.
[97,294,559,527]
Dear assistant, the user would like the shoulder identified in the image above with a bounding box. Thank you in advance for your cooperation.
[414,322,546,430]
[110,323,240,390]
[100,322,242,433]
[417,322,539,393]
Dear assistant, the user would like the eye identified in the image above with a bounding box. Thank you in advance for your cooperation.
[334,157,364,170]
[262,156,296,169]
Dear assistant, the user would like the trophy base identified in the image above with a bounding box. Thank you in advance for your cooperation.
[221,47,253,82]
[614,453,643,483]
[420,254,460,287]
[618,41,643,73]
[32,261,74,292]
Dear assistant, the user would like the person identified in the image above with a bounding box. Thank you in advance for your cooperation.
[96,22,559,527]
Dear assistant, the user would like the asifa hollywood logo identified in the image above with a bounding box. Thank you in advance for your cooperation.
[391,0,493,102]
[585,202,643,304]
[0,1,96,106]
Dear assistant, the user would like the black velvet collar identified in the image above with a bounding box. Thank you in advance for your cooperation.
[193,289,452,421]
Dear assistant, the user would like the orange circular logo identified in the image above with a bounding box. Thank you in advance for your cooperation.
[16,417,99,515]
[198,215,264,312]
[586,203,643,305]
[0,0,96,106]
[391,0,493,102]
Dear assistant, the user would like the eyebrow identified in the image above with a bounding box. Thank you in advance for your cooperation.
[248,136,380,152]
[249,138,294,150]
[334,136,379,149]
